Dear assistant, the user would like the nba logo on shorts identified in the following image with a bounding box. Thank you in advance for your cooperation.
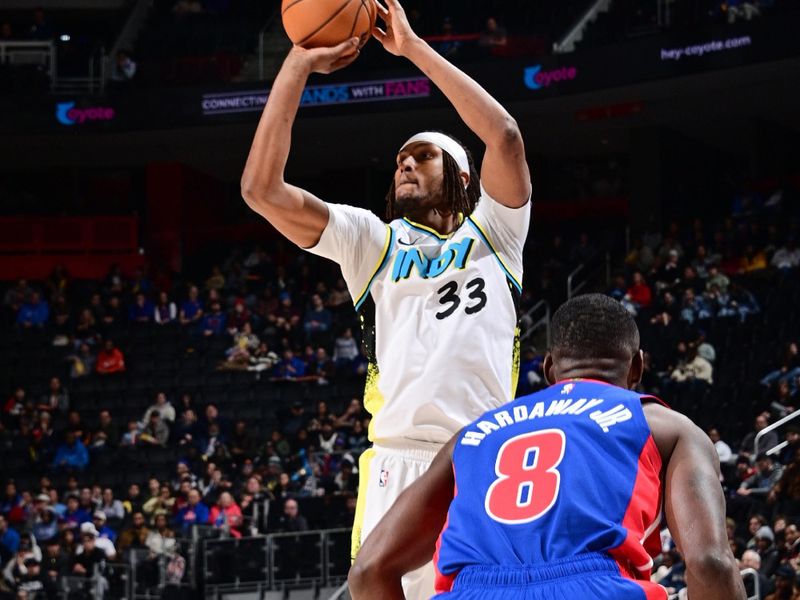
[379,469,389,488]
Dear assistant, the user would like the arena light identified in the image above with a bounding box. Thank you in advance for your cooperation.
[59,34,70,42]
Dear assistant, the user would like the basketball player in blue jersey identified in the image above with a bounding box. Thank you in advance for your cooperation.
[349,294,746,600]
[241,1,530,597]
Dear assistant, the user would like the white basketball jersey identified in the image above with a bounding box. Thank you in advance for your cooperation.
[308,186,530,444]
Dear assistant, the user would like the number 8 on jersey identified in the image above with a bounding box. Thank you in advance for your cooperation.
[484,429,566,524]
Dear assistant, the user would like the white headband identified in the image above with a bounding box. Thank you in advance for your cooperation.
[399,131,470,177]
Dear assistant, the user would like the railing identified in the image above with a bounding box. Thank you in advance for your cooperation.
[740,568,759,600]
[53,47,106,94]
[520,299,551,348]
[566,252,611,300]
[755,407,800,456]
[0,40,56,87]
[553,0,613,53]
[203,528,352,597]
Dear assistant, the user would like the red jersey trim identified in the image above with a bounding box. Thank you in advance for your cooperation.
[608,434,667,600]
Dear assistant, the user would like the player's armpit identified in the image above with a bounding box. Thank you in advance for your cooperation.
[348,435,457,600]
[657,409,746,600]
[242,182,330,249]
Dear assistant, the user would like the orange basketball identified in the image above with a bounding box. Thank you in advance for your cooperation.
[281,0,377,49]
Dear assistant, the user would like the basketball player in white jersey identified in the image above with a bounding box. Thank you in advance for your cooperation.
[241,1,531,597]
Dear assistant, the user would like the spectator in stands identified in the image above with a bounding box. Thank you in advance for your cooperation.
[95,340,125,375]
[102,295,124,329]
[110,50,137,89]
[762,343,800,388]
[77,522,115,560]
[754,526,780,578]
[71,527,106,577]
[769,446,800,512]
[123,484,144,516]
[327,278,351,310]
[179,285,203,326]
[478,16,507,50]
[36,377,68,416]
[143,484,175,526]
[16,292,49,330]
[120,420,141,447]
[51,432,88,472]
[200,300,226,336]
[27,7,52,40]
[705,264,731,295]
[333,458,358,495]
[308,347,335,384]
[90,410,119,451]
[91,511,116,544]
[174,410,199,447]
[670,342,714,385]
[739,549,771,599]
[0,514,19,564]
[128,293,154,323]
[431,17,461,60]
[142,392,176,426]
[31,501,58,543]
[765,564,800,599]
[230,420,256,461]
[174,489,209,535]
[205,266,225,292]
[278,499,308,532]
[61,494,90,531]
[778,428,800,465]
[709,427,734,465]
[116,511,149,554]
[332,328,359,372]
[139,411,169,447]
[740,244,768,273]
[725,0,761,23]
[772,237,800,271]
[303,294,332,342]
[145,513,177,557]
[208,491,243,538]
[198,423,229,462]
[224,322,259,366]
[153,291,176,325]
[224,297,249,331]
[274,350,307,381]
[731,454,784,523]
[741,415,781,460]
[98,489,124,527]
[624,271,653,313]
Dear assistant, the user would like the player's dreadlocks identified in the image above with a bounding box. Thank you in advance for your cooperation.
[385,135,481,224]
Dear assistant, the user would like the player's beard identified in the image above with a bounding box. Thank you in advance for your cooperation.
[394,182,443,218]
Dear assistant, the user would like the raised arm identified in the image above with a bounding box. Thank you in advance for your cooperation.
[348,436,457,599]
[646,404,746,600]
[372,0,530,208]
[240,40,360,248]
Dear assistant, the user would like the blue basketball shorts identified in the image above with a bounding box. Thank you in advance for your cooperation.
[433,553,668,600]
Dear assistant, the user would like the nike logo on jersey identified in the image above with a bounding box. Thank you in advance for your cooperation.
[391,237,475,281]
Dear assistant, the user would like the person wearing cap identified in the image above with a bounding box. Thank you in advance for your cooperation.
[91,511,117,543]
[76,522,116,560]
[241,1,530,595]
[754,525,780,578]
[766,564,800,600]
[71,525,108,575]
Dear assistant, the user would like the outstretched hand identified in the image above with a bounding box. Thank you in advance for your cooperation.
[372,0,421,57]
[289,37,361,75]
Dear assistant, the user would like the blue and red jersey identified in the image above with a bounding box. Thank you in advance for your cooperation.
[434,379,666,598]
